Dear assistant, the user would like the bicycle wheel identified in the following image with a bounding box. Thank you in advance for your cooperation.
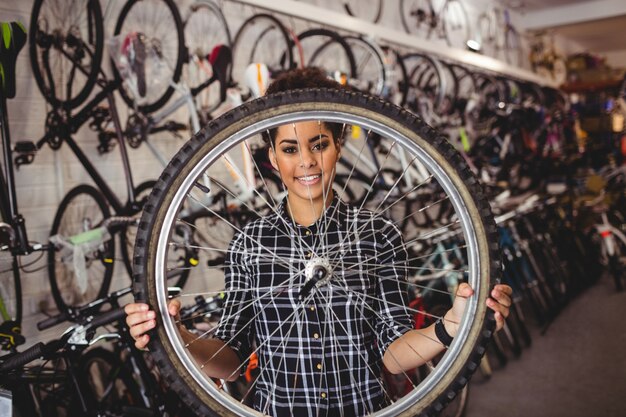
[113,0,185,113]
[298,28,357,81]
[403,53,447,124]
[476,9,499,59]
[121,180,196,289]
[184,0,233,117]
[48,185,114,315]
[232,14,294,90]
[134,88,499,416]
[29,0,104,109]
[0,251,21,324]
[340,35,386,96]
[344,0,383,23]
[400,0,435,38]
[504,26,523,67]
[80,347,146,413]
[439,0,471,48]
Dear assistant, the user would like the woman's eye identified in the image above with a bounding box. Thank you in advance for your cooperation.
[282,147,296,154]
[313,141,329,151]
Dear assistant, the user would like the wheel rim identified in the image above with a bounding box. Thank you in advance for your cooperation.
[30,0,103,108]
[145,98,494,416]
[51,188,112,309]
[114,0,183,111]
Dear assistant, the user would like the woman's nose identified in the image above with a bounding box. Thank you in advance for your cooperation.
[299,149,317,168]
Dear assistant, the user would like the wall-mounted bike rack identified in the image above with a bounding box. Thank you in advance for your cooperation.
[229,0,557,87]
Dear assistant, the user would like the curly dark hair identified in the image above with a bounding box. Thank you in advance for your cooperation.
[261,67,348,147]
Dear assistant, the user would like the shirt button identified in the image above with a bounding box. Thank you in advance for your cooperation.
[310,306,315,311]
[313,333,319,339]
[316,363,322,370]
[305,230,311,236]
[307,252,312,258]
[321,392,327,399]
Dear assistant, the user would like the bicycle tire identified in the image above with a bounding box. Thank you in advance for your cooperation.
[29,0,104,109]
[48,184,114,316]
[344,0,383,23]
[297,28,358,82]
[403,53,447,122]
[133,88,500,416]
[232,13,294,88]
[120,180,157,278]
[80,347,146,414]
[400,0,435,38]
[341,35,387,96]
[439,0,471,48]
[387,48,411,106]
[113,0,185,114]
[184,0,233,116]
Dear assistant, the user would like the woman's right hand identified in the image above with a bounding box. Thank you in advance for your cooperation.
[124,300,181,350]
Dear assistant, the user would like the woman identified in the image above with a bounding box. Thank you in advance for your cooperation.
[126,67,512,417]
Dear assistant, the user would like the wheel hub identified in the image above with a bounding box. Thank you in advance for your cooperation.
[299,257,333,300]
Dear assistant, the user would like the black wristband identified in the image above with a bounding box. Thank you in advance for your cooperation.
[435,318,454,347]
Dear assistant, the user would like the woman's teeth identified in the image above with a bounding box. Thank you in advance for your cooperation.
[298,174,320,181]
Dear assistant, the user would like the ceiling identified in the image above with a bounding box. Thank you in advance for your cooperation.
[513,0,626,54]
[551,14,626,52]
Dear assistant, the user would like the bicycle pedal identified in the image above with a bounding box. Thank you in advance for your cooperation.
[97,131,117,154]
[13,141,37,167]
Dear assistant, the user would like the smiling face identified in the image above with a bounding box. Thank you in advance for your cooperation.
[268,121,341,224]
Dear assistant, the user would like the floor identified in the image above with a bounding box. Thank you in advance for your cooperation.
[465,272,626,417]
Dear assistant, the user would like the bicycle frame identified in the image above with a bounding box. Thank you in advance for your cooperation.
[34,79,139,214]
[0,93,32,256]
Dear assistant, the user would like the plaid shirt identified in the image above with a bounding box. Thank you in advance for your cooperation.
[215,195,413,417]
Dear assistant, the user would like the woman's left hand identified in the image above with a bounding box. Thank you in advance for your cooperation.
[446,283,513,335]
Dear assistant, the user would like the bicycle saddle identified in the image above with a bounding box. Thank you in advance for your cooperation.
[0,21,27,99]
[208,44,232,103]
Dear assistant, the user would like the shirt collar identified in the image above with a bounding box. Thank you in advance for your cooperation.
[276,193,345,233]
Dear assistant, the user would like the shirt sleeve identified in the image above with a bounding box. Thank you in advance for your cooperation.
[374,219,415,359]
[213,229,255,366]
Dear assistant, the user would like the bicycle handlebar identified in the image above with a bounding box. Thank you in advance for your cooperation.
[37,287,134,330]
[87,308,126,330]
[37,311,70,331]
[0,342,45,372]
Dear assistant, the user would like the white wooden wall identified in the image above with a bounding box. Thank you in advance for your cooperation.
[1,0,509,343]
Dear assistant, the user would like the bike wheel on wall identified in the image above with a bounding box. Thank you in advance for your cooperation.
[403,53,447,124]
[297,28,357,82]
[113,0,185,114]
[316,34,386,96]
[439,0,471,48]
[401,0,434,38]
[343,0,383,23]
[29,0,104,109]
[48,185,114,316]
[133,88,500,416]
[184,0,233,117]
[120,180,193,289]
[232,14,295,92]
